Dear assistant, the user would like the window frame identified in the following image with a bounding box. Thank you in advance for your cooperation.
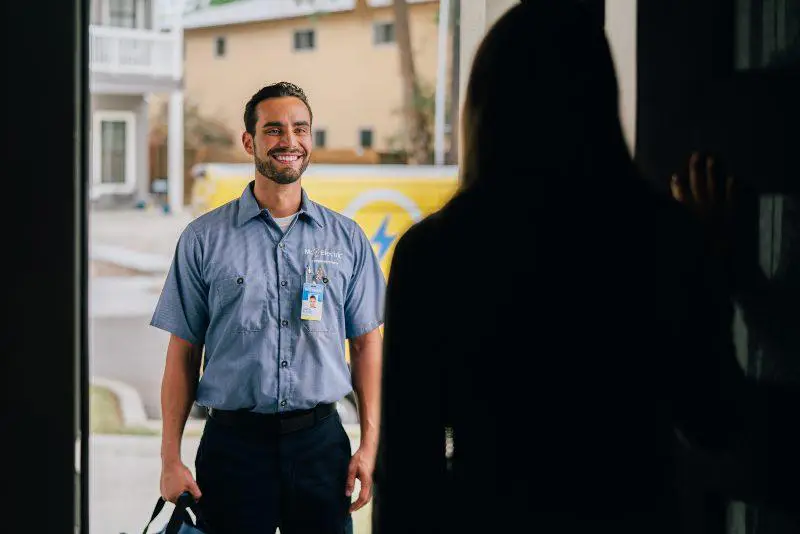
[314,128,327,149]
[373,21,396,45]
[91,110,137,195]
[214,35,227,58]
[293,28,316,51]
[359,128,374,149]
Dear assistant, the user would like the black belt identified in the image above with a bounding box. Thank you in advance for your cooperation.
[207,402,337,435]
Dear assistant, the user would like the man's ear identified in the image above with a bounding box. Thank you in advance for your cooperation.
[242,131,255,156]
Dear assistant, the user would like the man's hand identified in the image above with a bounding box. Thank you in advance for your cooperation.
[345,444,376,513]
[160,460,202,503]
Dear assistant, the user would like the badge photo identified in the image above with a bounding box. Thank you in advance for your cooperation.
[301,282,324,321]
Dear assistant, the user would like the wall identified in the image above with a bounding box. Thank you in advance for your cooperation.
[636,2,800,533]
[181,3,442,153]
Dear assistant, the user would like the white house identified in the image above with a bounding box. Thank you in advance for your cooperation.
[89,0,185,213]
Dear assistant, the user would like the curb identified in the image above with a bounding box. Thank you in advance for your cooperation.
[92,376,150,428]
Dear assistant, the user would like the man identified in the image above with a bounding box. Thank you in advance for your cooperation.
[151,81,385,533]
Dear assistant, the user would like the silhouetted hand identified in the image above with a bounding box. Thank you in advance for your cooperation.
[670,151,736,262]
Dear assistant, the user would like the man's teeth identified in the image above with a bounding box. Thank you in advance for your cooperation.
[275,154,300,162]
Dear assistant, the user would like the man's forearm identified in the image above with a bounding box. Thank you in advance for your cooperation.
[350,329,383,449]
[161,336,202,465]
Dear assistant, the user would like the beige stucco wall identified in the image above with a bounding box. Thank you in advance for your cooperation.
[179,3,442,153]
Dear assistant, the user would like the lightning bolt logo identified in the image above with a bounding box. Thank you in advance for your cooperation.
[370,216,396,260]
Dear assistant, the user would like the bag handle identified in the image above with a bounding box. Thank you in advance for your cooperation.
[143,492,210,534]
[142,497,168,534]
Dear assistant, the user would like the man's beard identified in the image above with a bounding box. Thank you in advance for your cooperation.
[255,150,309,185]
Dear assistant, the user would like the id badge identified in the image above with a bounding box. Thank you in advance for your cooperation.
[301,282,324,321]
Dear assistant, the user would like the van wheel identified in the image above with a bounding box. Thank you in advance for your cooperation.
[336,395,359,425]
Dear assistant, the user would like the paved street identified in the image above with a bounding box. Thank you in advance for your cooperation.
[90,273,171,418]
[91,316,169,419]
[89,209,184,419]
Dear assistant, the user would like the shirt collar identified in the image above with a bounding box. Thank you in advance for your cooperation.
[236,181,324,228]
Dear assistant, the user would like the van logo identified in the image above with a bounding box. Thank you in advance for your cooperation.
[343,190,423,262]
[371,216,395,260]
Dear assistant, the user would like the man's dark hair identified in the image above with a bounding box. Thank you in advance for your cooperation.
[243,82,312,135]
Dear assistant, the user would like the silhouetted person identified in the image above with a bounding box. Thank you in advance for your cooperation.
[372,2,799,533]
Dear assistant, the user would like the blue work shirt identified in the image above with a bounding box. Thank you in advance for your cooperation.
[150,182,385,413]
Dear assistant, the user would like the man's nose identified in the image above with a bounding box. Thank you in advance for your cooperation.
[278,130,296,147]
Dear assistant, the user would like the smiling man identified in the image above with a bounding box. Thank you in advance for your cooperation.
[152,82,385,533]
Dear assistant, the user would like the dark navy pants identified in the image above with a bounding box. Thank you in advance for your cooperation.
[195,410,353,533]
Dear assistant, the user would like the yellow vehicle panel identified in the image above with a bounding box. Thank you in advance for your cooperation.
[191,163,460,277]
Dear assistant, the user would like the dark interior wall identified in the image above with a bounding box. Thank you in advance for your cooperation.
[636,3,800,534]
[636,0,799,195]
[5,0,88,531]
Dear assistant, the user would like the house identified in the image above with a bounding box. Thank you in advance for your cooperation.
[178,0,445,158]
[90,0,185,212]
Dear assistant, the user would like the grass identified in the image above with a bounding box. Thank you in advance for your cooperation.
[90,385,124,433]
[90,385,159,436]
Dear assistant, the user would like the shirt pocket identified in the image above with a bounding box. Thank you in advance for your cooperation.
[302,320,336,335]
[214,273,267,333]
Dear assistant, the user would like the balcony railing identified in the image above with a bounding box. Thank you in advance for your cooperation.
[90,25,179,78]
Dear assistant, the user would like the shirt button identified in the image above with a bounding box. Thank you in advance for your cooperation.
[281,360,288,368]
[279,242,286,249]
[280,280,287,287]
[281,320,289,327]
[280,400,287,407]
[236,277,244,285]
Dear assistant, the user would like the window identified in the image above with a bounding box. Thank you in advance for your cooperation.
[293,29,316,51]
[215,36,226,58]
[373,22,396,45]
[108,0,137,28]
[314,129,327,148]
[92,111,136,194]
[735,0,800,69]
[359,128,374,149]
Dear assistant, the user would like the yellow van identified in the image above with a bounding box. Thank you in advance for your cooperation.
[191,163,460,423]
[191,163,460,277]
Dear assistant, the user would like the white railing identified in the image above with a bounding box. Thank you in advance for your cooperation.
[90,25,179,78]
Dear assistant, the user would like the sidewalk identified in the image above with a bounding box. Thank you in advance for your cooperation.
[90,434,199,534]
[90,208,194,273]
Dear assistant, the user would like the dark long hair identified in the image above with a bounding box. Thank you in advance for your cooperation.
[459,1,640,199]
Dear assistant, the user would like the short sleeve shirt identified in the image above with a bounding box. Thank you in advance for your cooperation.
[150,183,386,413]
